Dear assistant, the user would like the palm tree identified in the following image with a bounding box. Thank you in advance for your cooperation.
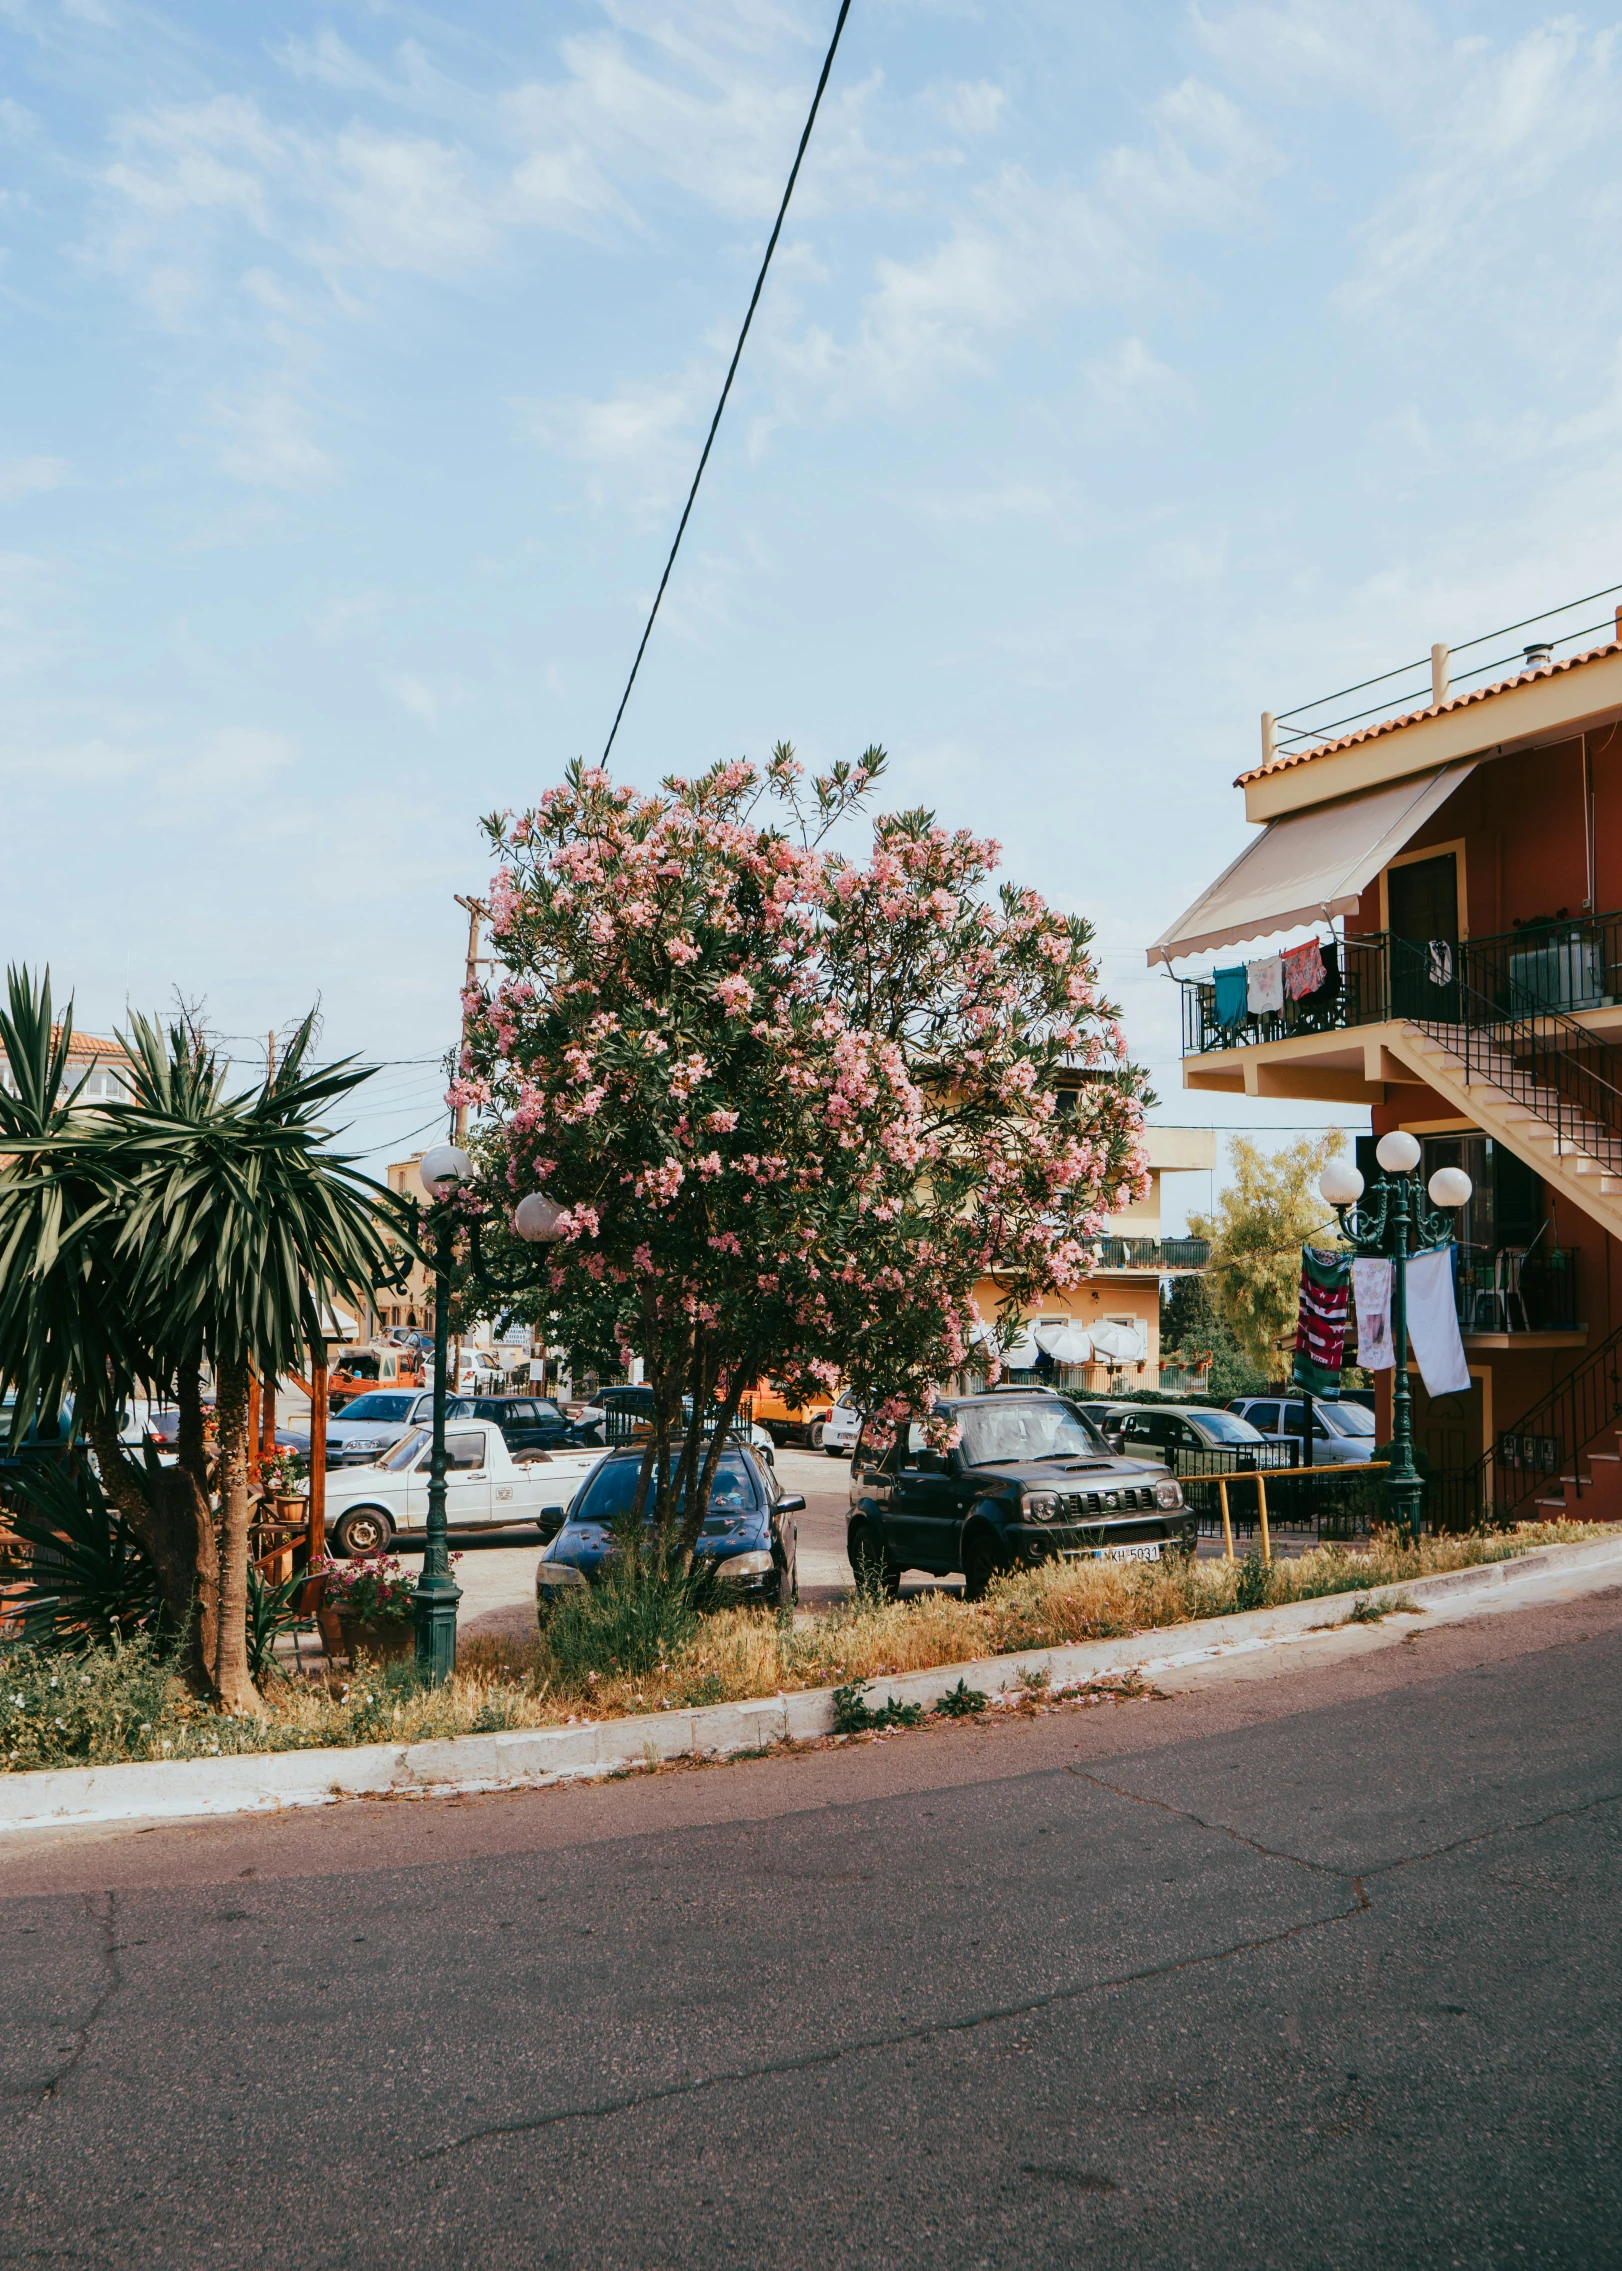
[0,971,411,1710]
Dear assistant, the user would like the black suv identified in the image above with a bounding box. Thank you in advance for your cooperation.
[449,1394,589,1456]
[847,1389,1193,1600]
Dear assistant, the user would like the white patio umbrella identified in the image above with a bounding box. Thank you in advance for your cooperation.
[1031,1319,1094,1365]
[1089,1319,1148,1363]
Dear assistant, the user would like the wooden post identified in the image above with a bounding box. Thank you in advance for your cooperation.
[308,1356,328,1566]
[1430,642,1449,709]
[1218,1474,1234,1563]
[1256,1471,1272,1564]
[262,1374,276,1464]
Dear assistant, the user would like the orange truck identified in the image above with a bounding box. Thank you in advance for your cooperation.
[328,1343,425,1412]
[747,1381,836,1450]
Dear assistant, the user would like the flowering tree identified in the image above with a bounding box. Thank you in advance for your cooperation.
[458,750,1149,1566]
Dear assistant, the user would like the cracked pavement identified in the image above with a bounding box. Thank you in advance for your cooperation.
[3,1586,1621,2267]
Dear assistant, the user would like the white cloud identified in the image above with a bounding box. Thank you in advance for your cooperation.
[203,378,334,490]
[927,79,1008,138]
[0,454,70,502]
[386,674,441,730]
[1084,335,1181,411]
[312,590,385,643]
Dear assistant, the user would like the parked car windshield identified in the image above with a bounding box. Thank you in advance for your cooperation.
[381,1429,429,1472]
[955,1398,1108,1468]
[570,1449,760,1523]
[1188,1411,1265,1444]
[336,1393,416,1423]
[1316,1401,1377,1436]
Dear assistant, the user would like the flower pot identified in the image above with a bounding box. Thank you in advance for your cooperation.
[336,1615,415,1664]
[273,1493,308,1523]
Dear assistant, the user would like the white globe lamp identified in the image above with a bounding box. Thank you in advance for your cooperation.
[1428,1166,1473,1209]
[514,1192,567,1243]
[1375,1130,1422,1174]
[419,1143,473,1201]
[1319,1159,1365,1208]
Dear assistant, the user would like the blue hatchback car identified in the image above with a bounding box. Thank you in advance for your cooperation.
[536,1443,804,1621]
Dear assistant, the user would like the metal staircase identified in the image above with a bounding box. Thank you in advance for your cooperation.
[1388,949,1622,1240]
[1435,1318,1622,1529]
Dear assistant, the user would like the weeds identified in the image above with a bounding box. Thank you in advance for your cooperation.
[0,1519,1602,1772]
[935,1679,988,1718]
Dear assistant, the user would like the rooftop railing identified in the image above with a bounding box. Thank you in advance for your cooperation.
[1264,581,1622,762]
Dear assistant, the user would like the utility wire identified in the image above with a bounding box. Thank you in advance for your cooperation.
[599,0,854,766]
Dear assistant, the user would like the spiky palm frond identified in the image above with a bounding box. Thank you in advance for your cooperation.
[5,1457,168,1650]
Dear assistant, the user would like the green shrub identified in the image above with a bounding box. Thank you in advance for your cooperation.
[1234,1552,1274,1612]
[831,1681,924,1733]
[0,1634,186,1769]
[935,1678,988,1718]
[541,1555,727,1683]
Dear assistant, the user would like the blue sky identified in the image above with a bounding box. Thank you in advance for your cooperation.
[4,0,1621,1216]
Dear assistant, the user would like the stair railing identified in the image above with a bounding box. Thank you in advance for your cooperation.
[1397,937,1622,1176]
[1431,1316,1622,1530]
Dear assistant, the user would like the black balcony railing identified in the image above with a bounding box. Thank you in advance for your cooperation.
[1182,912,1622,1059]
[1453,1243,1578,1335]
[1091,1236,1210,1270]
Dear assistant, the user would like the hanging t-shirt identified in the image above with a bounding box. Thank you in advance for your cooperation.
[1247,956,1285,1014]
[1213,967,1248,1028]
[1293,1245,1351,1394]
[1283,939,1327,1001]
[1352,1258,1394,1371]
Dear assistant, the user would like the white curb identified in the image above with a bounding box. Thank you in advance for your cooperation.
[4,1535,1621,1838]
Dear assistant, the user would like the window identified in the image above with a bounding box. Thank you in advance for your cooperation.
[1187,1411,1264,1444]
[1246,1403,1281,1435]
[956,1399,1108,1466]
[1284,1403,1332,1441]
[445,1432,487,1471]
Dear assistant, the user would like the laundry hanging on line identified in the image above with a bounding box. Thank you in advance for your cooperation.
[1407,1245,1471,1397]
[1427,939,1454,986]
[1283,939,1326,1001]
[1352,1258,1394,1371]
[1293,1245,1351,1394]
[1213,966,1248,1029]
[1246,955,1284,1014]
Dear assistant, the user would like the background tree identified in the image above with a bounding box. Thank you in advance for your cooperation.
[1158,1271,1269,1401]
[459,749,1150,1566]
[1187,1131,1349,1376]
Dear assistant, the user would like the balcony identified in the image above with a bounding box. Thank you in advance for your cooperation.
[1454,1244,1579,1339]
[1092,1236,1210,1271]
[1180,913,1622,1058]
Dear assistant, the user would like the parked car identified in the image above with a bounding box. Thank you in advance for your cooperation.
[573,1385,776,1466]
[320,1419,605,1558]
[1114,1405,1274,1467]
[1227,1395,1377,1467]
[845,1388,1191,1601]
[450,1393,592,1455]
[536,1442,803,1616]
[290,1388,439,1468]
[821,1395,862,1459]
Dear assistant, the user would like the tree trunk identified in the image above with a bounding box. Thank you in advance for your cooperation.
[212,1356,258,1714]
[677,1357,755,1566]
[83,1413,198,1643]
[174,1368,220,1690]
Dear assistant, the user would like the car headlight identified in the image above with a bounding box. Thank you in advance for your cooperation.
[1155,1480,1184,1509]
[715,1549,774,1581]
[536,1561,586,1590]
[1023,1492,1059,1522]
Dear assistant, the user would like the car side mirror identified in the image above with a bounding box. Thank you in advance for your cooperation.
[776,1492,806,1514]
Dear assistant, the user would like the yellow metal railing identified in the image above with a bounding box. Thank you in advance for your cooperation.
[1214,1461,1389,1564]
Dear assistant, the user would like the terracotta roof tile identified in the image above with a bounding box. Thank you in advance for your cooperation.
[1235,638,1622,787]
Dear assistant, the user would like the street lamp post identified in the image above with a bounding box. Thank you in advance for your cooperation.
[408,1149,570,1684]
[1319,1135,1473,1549]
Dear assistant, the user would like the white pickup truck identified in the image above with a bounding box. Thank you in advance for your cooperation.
[321,1419,605,1558]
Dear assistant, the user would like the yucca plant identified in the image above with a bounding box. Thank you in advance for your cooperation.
[0,969,415,1711]
[4,1458,168,1651]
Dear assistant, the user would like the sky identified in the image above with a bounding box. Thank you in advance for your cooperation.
[4,0,1622,1224]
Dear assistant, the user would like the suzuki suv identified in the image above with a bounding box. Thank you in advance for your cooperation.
[846,1389,1192,1600]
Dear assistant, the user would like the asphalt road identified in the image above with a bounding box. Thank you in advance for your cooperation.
[6,1586,1622,2268]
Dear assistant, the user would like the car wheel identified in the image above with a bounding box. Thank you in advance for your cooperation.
[773,1558,799,1610]
[808,1421,825,1451]
[849,1523,901,1601]
[333,1506,394,1558]
[962,1531,1005,1602]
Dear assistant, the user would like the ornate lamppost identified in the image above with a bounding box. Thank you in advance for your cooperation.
[1318,1133,1473,1548]
[409,1147,567,1683]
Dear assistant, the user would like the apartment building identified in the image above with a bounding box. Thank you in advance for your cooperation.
[1151,593,1622,1517]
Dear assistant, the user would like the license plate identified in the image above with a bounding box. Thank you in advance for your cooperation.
[1065,1541,1161,1564]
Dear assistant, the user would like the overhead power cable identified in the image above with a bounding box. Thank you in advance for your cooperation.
[600,0,854,766]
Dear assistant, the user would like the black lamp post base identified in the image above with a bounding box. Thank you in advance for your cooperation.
[414,1574,462,1685]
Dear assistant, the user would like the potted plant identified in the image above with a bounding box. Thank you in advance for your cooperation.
[261,1444,309,1524]
[318,1552,420,1663]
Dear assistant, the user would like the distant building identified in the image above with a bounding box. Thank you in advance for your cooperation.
[0,1026,137,1107]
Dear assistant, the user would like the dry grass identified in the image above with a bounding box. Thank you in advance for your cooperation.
[0,1520,1606,1770]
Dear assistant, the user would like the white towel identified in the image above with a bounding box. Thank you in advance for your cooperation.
[1407,1245,1471,1397]
[1247,955,1284,1014]
[1352,1258,1394,1370]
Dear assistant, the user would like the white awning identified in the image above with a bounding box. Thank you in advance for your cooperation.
[1146,763,1475,967]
